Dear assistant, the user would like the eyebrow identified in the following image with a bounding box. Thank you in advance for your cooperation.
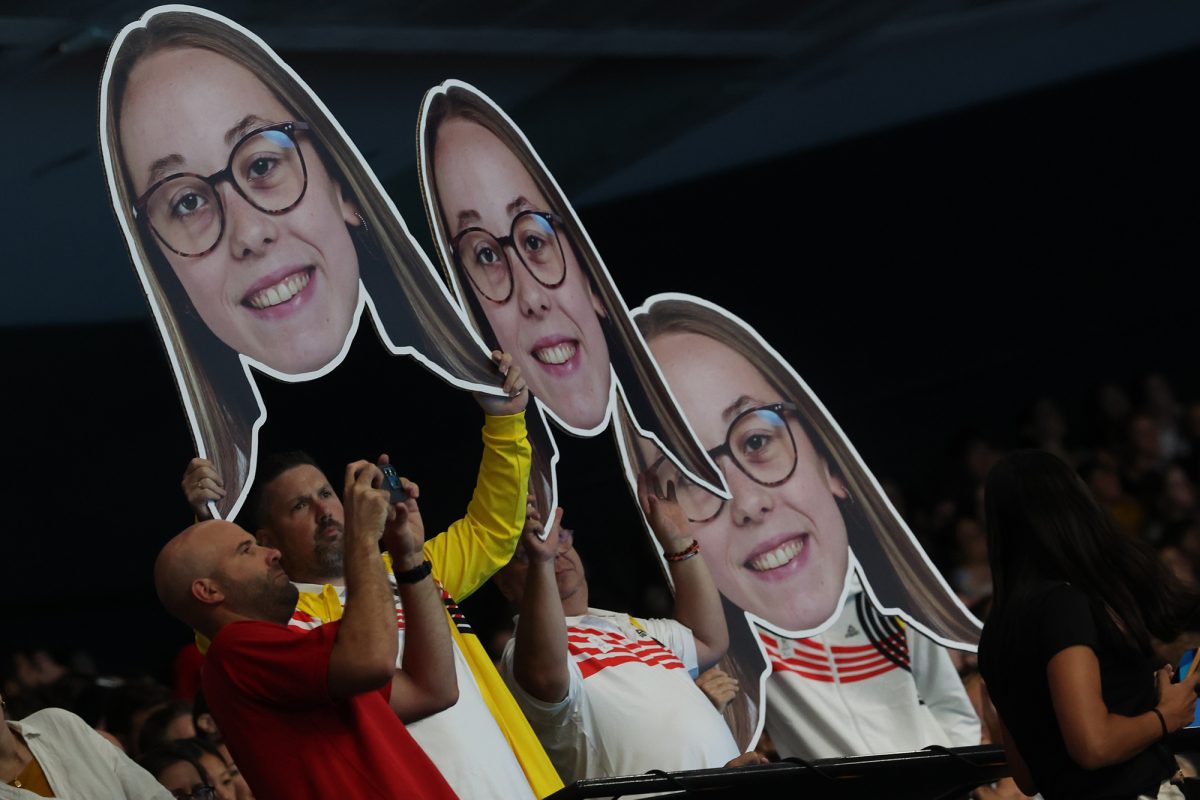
[452,195,537,237]
[142,115,277,190]
[720,395,764,423]
[146,154,186,187]
[284,483,332,506]
[225,114,273,146]
[236,538,253,554]
[454,208,481,233]
[505,195,535,218]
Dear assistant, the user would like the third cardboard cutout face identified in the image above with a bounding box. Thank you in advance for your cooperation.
[642,330,853,633]
[623,294,981,649]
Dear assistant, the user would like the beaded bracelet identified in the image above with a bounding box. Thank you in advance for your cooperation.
[664,540,701,563]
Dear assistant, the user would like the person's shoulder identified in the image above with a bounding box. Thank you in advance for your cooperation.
[19,707,92,739]
[210,619,307,654]
[22,706,79,726]
[1036,580,1090,611]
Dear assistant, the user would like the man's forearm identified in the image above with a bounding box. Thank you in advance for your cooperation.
[328,530,398,697]
[383,546,458,721]
[513,560,570,703]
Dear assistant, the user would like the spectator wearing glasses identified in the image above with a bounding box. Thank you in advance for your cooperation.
[102,8,506,519]
[623,296,979,758]
[418,82,723,513]
[0,694,170,799]
[491,487,761,784]
[155,460,459,800]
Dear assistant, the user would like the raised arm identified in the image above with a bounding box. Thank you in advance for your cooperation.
[327,460,399,699]
[425,350,532,600]
[639,473,729,670]
[511,507,572,703]
[381,464,459,722]
[1047,646,1198,770]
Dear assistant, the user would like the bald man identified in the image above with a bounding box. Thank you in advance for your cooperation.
[155,461,458,800]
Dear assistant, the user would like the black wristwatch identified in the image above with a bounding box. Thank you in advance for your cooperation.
[394,559,433,584]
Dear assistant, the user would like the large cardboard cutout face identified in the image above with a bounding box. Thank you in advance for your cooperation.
[417,82,725,504]
[100,8,533,518]
[618,295,982,749]
[623,295,980,647]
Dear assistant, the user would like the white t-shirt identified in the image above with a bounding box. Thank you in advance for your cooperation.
[292,579,534,800]
[501,607,739,784]
[760,586,980,760]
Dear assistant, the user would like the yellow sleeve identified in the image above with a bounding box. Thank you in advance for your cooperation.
[424,412,531,602]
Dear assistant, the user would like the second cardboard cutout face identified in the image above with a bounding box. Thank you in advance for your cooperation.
[418,82,724,501]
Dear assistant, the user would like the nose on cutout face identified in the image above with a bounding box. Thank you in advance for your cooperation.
[727,466,777,525]
[223,186,279,258]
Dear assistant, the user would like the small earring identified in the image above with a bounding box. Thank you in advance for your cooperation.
[354,211,369,233]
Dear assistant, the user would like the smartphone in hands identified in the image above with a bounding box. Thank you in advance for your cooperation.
[380,463,409,506]
[1174,647,1200,729]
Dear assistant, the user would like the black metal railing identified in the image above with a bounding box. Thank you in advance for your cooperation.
[548,744,1009,799]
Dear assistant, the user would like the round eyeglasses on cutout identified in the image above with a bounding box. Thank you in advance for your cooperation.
[133,121,311,258]
[648,402,801,523]
[451,210,567,304]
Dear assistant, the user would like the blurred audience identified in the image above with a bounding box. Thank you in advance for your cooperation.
[8,369,1200,796]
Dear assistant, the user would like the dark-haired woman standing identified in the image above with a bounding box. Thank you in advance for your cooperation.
[978,450,1198,799]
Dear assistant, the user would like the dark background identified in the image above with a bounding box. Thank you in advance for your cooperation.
[2,6,1199,682]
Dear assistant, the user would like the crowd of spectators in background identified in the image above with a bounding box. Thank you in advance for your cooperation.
[6,370,1200,798]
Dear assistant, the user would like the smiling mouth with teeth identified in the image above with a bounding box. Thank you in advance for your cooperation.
[747,536,805,572]
[245,269,311,310]
[533,341,577,365]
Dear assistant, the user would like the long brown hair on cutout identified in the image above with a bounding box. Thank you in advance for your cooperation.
[102,9,498,518]
[418,82,722,494]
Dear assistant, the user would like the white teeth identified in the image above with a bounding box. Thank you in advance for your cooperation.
[247,271,310,309]
[534,342,577,365]
[748,538,804,572]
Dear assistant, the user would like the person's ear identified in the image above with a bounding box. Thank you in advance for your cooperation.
[824,462,849,500]
[590,289,608,320]
[192,578,225,607]
[338,183,361,228]
[195,712,219,736]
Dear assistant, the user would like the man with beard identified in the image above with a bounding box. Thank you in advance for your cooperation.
[154,461,458,799]
[182,352,561,799]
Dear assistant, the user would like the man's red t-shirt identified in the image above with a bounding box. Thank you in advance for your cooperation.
[203,619,457,800]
